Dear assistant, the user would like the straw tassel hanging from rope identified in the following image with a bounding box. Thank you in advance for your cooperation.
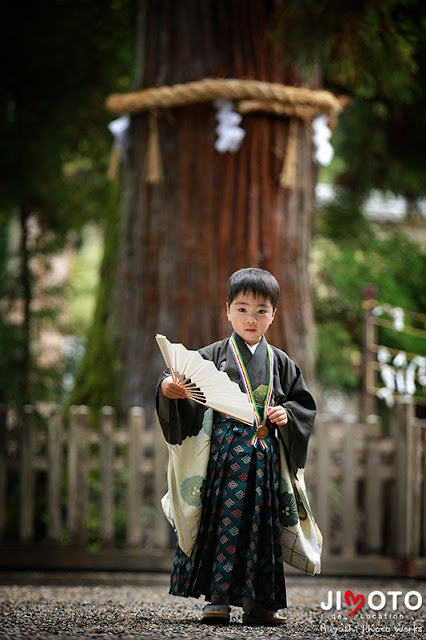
[280,118,299,189]
[107,147,121,181]
[107,114,130,181]
[145,111,164,184]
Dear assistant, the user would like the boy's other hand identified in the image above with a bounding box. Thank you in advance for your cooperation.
[267,406,288,426]
[160,376,188,399]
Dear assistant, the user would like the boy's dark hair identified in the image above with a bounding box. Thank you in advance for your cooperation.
[227,268,280,309]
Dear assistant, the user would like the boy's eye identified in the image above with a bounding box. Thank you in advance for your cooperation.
[258,309,266,315]
[237,307,246,313]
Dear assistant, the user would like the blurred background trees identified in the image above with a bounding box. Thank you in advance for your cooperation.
[0,0,425,412]
[0,1,133,406]
[273,0,426,399]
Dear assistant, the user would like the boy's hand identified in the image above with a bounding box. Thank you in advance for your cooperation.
[267,406,288,426]
[160,376,188,399]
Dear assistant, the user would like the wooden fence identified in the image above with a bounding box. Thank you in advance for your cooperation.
[0,401,425,576]
[305,401,426,576]
[0,405,171,571]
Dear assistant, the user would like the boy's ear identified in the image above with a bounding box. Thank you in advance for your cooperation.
[226,302,231,321]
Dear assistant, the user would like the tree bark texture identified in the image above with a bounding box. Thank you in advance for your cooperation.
[113,0,317,411]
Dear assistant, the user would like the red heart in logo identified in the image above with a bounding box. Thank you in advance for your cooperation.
[344,590,365,616]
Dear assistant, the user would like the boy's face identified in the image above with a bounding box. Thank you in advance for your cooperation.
[226,292,276,346]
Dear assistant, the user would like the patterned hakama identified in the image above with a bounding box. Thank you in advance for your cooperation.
[170,416,287,610]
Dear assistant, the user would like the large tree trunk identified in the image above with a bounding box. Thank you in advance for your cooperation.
[113,0,317,412]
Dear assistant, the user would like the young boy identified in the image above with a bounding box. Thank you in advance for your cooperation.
[157,267,316,626]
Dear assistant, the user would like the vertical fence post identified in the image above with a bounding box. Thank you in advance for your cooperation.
[405,401,415,559]
[365,414,383,553]
[304,435,318,516]
[127,407,144,547]
[411,417,422,556]
[316,417,330,557]
[0,405,7,542]
[391,398,415,574]
[47,406,63,543]
[362,285,377,420]
[100,406,115,547]
[67,405,89,546]
[342,415,357,558]
[422,423,426,557]
[20,405,35,543]
[153,413,169,548]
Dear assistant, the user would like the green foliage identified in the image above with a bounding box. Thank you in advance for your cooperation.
[66,182,121,413]
[296,1,426,391]
[333,98,426,202]
[316,322,359,390]
[272,0,420,102]
[1,1,133,219]
[0,215,67,404]
[68,225,103,336]
[0,1,133,405]
[272,1,426,202]
[314,201,426,391]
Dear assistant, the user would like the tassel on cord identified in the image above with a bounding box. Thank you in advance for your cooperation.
[107,147,120,181]
[107,114,130,181]
[146,111,164,184]
[280,118,298,189]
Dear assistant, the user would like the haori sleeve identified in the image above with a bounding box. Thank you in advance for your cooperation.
[276,361,316,473]
[155,371,207,445]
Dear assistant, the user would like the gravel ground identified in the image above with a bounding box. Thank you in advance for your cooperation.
[0,573,425,640]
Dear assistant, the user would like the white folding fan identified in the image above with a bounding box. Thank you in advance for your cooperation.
[156,334,255,425]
